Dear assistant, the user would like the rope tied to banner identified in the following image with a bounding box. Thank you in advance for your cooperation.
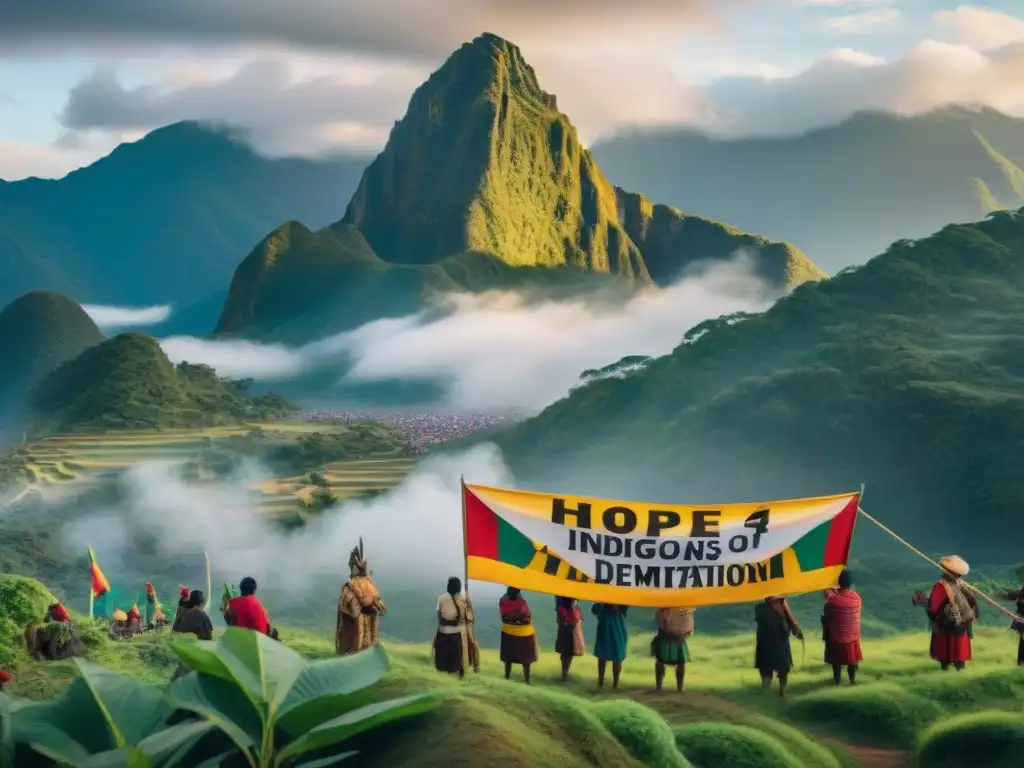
[857,507,1024,625]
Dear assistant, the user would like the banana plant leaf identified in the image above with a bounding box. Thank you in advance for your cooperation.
[79,721,220,768]
[168,629,438,767]
[276,694,437,764]
[1,693,30,768]
[4,659,175,764]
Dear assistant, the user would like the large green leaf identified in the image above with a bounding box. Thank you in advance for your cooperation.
[79,745,152,767]
[275,645,390,735]
[5,715,93,765]
[164,672,261,764]
[294,753,357,768]
[75,659,171,746]
[0,693,28,768]
[169,637,236,685]
[275,694,437,764]
[216,629,307,714]
[136,720,218,766]
[8,679,114,758]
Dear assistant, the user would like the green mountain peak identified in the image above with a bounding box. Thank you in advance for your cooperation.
[219,33,823,340]
[0,291,104,423]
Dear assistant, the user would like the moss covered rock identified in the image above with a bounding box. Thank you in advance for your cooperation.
[0,574,57,666]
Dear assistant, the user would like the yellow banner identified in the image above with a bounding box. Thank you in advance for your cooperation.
[464,483,860,608]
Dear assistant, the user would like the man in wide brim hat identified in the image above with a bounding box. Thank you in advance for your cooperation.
[939,555,969,578]
[926,554,977,670]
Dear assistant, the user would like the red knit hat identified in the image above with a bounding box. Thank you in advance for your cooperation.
[180,586,190,600]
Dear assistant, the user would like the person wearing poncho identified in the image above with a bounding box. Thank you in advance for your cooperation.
[754,596,803,697]
[499,587,539,683]
[927,555,978,670]
[225,578,272,635]
[999,565,1024,666]
[593,603,629,689]
[555,596,585,682]
[823,569,863,685]
[0,669,10,691]
[434,576,475,678]
[651,607,694,692]
[336,539,387,655]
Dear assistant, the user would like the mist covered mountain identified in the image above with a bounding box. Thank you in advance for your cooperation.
[593,107,1024,274]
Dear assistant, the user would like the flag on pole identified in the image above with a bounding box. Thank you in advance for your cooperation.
[88,547,110,598]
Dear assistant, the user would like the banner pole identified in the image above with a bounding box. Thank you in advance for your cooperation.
[88,548,94,619]
[204,550,212,612]
[460,475,469,599]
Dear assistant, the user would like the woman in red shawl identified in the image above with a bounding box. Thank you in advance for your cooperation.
[0,669,11,691]
[823,569,863,685]
[926,555,978,670]
[498,587,539,683]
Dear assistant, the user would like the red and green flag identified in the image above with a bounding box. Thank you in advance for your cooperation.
[89,547,110,599]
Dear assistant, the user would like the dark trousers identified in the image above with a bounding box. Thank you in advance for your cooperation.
[1018,635,1024,666]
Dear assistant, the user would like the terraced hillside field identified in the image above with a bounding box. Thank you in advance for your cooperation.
[4,423,416,518]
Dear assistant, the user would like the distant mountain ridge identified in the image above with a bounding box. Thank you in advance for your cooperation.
[496,207,1024,559]
[215,33,823,340]
[592,107,1024,274]
[0,122,370,320]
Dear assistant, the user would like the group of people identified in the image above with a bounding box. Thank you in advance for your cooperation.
[422,550,1007,694]
[428,584,695,691]
[6,542,1016,697]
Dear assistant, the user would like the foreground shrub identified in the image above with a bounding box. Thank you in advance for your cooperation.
[675,723,802,768]
[916,710,1024,768]
[2,628,436,766]
[593,699,692,767]
[786,682,943,748]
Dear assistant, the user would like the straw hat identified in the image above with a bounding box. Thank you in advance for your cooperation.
[939,555,969,577]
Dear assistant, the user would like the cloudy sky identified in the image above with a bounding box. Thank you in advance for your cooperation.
[1,0,1022,180]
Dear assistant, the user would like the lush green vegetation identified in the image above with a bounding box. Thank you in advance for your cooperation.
[593,107,1024,274]
[5,572,1024,768]
[0,291,104,425]
[499,207,1024,560]
[216,33,823,341]
[0,122,370,334]
[28,333,294,433]
[184,423,411,477]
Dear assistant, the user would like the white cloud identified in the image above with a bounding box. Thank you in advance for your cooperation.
[935,5,1024,51]
[159,254,775,410]
[823,7,901,34]
[694,37,1024,136]
[83,303,174,329]
[65,444,514,594]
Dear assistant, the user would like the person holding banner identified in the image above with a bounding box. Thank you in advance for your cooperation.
[926,555,978,671]
[555,597,585,681]
[754,596,803,697]
[652,607,694,692]
[593,603,629,689]
[499,587,539,683]
[435,577,473,679]
[998,566,1024,666]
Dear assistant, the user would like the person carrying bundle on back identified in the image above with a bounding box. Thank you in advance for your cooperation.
[652,606,695,692]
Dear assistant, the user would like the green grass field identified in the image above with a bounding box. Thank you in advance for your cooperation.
[6,610,1024,768]
[4,424,415,517]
